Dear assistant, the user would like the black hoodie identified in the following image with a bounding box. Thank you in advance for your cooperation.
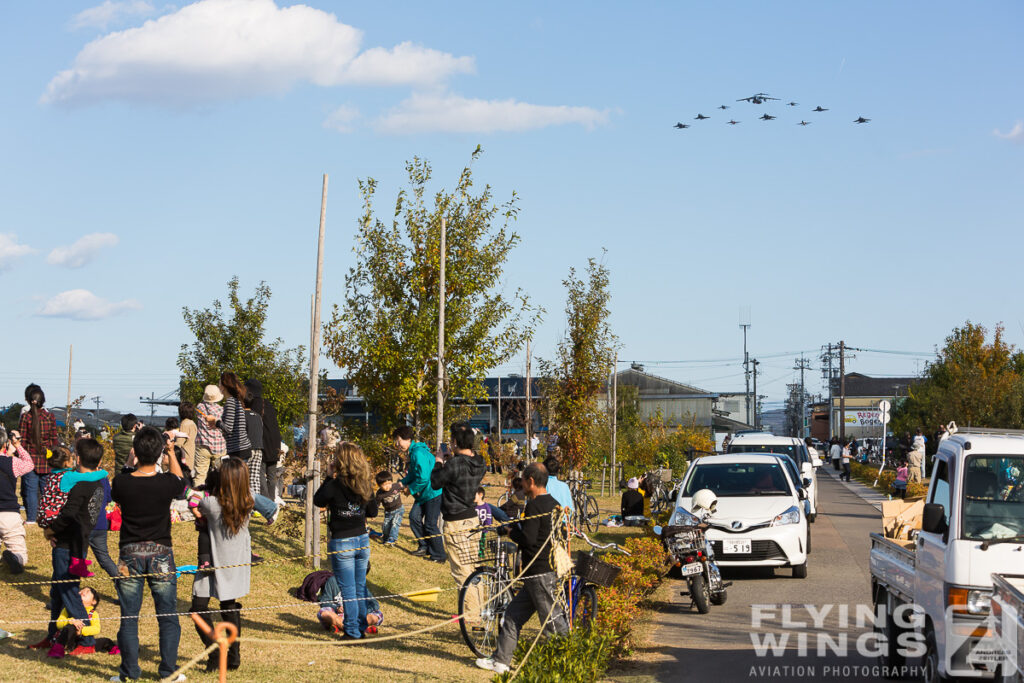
[244,379,282,464]
[430,451,487,521]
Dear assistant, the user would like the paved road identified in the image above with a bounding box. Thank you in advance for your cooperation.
[625,469,917,683]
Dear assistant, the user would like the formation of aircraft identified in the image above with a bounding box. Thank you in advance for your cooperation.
[673,93,870,130]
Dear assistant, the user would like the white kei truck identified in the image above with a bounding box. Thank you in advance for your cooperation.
[869,433,1024,682]
[992,574,1024,682]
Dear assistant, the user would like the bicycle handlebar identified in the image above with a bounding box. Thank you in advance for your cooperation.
[573,530,631,556]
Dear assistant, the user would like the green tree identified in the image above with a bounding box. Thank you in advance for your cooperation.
[178,277,308,432]
[893,321,1024,433]
[324,148,540,441]
[540,257,616,470]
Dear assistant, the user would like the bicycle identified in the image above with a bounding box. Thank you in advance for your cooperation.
[458,524,629,657]
[645,466,671,516]
[567,477,600,533]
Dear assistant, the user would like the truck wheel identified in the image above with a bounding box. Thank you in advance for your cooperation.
[922,628,948,683]
[874,591,906,676]
[689,574,711,614]
[792,562,808,579]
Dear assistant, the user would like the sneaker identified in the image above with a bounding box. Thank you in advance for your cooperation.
[109,677,140,682]
[47,642,66,658]
[167,675,187,682]
[2,550,24,574]
[265,509,277,525]
[475,658,510,674]
[383,542,396,548]
[66,644,95,656]
[412,548,428,557]
[427,557,446,563]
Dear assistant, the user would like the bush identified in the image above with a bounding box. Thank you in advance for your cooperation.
[595,536,669,654]
[850,462,928,498]
[495,627,615,683]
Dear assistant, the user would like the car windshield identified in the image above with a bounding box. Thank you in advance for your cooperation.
[960,455,1024,540]
[684,462,792,497]
[730,443,806,463]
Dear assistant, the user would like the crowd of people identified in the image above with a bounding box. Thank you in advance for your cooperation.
[0,380,579,680]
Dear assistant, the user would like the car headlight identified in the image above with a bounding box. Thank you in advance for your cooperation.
[671,507,700,526]
[967,590,992,615]
[771,506,801,526]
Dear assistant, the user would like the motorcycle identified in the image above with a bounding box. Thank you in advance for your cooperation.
[656,521,728,614]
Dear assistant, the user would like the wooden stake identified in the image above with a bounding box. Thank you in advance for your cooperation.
[611,351,618,485]
[525,339,532,460]
[436,217,446,451]
[305,174,327,569]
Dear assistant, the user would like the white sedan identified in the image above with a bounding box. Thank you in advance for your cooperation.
[672,454,809,578]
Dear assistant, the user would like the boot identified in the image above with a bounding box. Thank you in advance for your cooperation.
[192,613,218,672]
[221,602,241,670]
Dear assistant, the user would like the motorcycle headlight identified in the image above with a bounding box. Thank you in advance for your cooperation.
[771,506,801,526]
[670,507,700,527]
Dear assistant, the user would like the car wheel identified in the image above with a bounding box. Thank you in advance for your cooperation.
[792,562,808,579]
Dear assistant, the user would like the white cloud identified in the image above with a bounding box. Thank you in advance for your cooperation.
[43,0,474,106]
[323,105,360,133]
[994,121,1024,143]
[374,92,610,134]
[46,232,120,268]
[70,1,157,31]
[0,234,36,272]
[37,289,141,320]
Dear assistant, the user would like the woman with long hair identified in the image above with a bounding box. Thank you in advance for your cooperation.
[211,372,250,460]
[312,441,379,639]
[190,457,254,671]
[18,384,58,522]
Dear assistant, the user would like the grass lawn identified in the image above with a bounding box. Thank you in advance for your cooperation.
[0,473,639,682]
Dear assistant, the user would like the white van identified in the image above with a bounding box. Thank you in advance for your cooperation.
[727,433,820,522]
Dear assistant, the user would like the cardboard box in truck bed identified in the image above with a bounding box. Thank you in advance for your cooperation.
[881,498,924,543]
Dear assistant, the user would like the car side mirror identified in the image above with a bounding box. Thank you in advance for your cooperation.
[798,489,807,500]
[922,503,946,534]
[802,477,812,488]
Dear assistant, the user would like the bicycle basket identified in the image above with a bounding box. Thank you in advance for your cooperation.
[450,530,499,566]
[574,551,620,588]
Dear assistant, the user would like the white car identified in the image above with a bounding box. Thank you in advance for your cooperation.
[672,454,809,578]
[727,433,820,522]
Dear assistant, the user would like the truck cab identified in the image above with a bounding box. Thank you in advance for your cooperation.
[870,433,1024,681]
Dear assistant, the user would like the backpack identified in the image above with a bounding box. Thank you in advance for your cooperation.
[36,470,69,528]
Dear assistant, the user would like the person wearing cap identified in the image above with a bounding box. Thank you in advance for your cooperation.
[194,385,226,487]
[621,477,644,518]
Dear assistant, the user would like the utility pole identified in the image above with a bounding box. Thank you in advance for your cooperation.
[496,376,502,446]
[91,396,102,412]
[839,340,846,446]
[436,217,446,451]
[305,173,327,569]
[794,355,811,437]
[822,343,834,438]
[740,308,751,426]
[611,351,618,483]
[751,358,760,429]
[525,339,532,461]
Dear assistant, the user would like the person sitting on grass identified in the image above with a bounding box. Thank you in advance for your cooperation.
[621,477,644,518]
[315,563,384,636]
[47,587,103,659]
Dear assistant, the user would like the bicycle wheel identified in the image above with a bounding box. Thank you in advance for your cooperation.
[583,496,600,533]
[575,584,598,628]
[459,567,504,658]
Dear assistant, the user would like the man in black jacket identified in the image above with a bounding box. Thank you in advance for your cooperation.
[476,463,567,675]
[431,422,487,590]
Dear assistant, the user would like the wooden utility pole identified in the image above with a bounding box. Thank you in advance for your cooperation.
[436,217,447,451]
[751,359,760,429]
[611,352,618,484]
[304,174,327,569]
[496,377,502,445]
[525,339,532,460]
[839,340,846,445]
[66,345,73,425]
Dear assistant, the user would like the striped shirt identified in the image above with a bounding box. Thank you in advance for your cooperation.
[195,401,226,454]
[219,396,251,454]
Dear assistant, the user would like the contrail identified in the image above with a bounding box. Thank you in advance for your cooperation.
[838,57,846,77]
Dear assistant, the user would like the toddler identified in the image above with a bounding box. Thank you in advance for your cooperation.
[375,471,404,547]
[39,443,107,578]
[894,461,909,499]
[48,586,101,658]
[474,487,510,527]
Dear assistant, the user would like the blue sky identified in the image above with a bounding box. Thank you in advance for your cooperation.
[1,1,1022,417]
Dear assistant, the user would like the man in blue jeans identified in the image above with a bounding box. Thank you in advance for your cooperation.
[394,426,444,562]
[110,426,186,682]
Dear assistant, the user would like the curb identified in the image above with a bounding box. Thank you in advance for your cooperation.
[818,464,888,512]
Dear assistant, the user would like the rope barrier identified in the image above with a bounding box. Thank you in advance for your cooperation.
[161,640,219,683]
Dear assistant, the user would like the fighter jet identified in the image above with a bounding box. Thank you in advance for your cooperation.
[854,116,871,124]
[673,122,690,129]
[718,105,730,110]
[695,113,710,120]
[727,120,740,125]
[759,113,776,121]
[787,101,799,107]
[812,106,828,112]
[737,93,779,104]
[797,120,811,126]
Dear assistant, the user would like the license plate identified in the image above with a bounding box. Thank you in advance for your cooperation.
[681,562,703,576]
[723,539,751,554]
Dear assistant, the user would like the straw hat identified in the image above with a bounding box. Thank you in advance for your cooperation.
[203,384,224,403]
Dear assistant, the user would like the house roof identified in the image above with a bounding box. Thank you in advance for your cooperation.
[831,373,920,398]
[608,368,712,396]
